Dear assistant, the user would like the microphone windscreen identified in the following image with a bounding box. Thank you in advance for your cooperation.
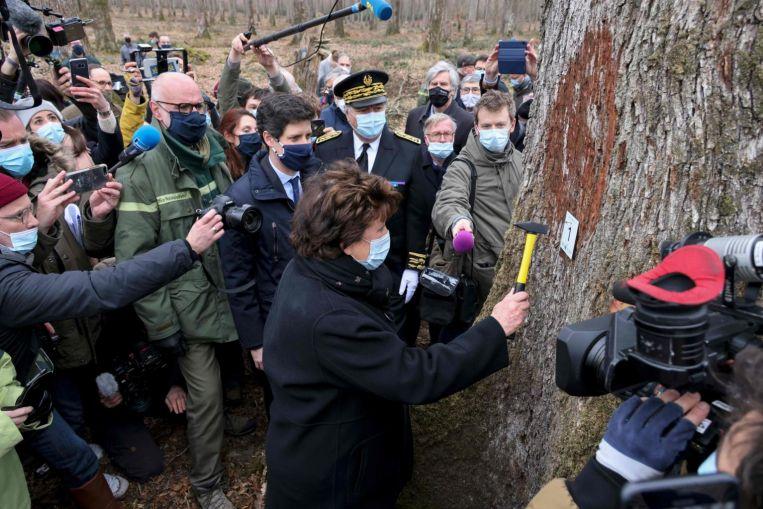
[7,0,43,35]
[453,230,474,254]
[364,0,393,21]
[132,125,161,151]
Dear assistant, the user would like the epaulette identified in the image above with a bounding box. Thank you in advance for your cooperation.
[316,130,342,144]
[394,130,421,144]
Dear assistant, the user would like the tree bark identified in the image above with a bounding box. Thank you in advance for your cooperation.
[385,0,401,36]
[400,0,763,507]
[424,0,443,53]
[80,0,118,52]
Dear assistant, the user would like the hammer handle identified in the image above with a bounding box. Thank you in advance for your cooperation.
[515,233,538,289]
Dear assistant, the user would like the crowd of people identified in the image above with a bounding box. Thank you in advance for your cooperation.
[0,14,760,509]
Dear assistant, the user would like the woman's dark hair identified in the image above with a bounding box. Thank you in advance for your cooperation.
[291,159,401,260]
[726,346,763,509]
[63,124,87,157]
[239,87,271,108]
[219,108,255,181]
[256,93,315,139]
[35,79,68,111]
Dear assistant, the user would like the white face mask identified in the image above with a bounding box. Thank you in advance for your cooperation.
[336,98,347,114]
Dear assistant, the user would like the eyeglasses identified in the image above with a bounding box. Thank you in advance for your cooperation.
[0,205,34,224]
[156,100,207,115]
[426,131,455,141]
[94,80,113,87]
[461,86,481,94]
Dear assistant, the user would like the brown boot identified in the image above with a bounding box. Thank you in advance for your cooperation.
[69,470,124,509]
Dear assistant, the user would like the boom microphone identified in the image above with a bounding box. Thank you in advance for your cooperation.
[108,125,161,175]
[358,0,392,21]
[6,0,43,37]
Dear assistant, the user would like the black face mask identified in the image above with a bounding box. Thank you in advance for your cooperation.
[237,132,262,160]
[429,87,450,108]
[167,111,207,145]
[324,90,334,105]
[160,44,172,49]
[125,37,131,44]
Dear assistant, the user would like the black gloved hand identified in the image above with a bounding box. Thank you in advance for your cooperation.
[154,332,187,358]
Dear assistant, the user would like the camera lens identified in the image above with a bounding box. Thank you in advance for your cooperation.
[27,35,53,57]
[237,206,262,235]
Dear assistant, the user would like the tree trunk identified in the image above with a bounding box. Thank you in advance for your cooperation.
[334,14,346,38]
[290,0,306,45]
[80,0,118,52]
[400,0,763,507]
[424,0,443,53]
[385,0,401,36]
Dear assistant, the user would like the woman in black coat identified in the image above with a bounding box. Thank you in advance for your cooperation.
[262,160,531,509]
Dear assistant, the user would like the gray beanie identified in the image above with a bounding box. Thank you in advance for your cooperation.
[15,100,64,128]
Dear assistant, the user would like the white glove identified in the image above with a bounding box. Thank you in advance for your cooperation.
[398,269,420,304]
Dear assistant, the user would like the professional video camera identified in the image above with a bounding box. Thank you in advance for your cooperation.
[196,194,262,235]
[3,1,90,58]
[556,233,762,459]
[112,342,167,413]
[129,44,188,81]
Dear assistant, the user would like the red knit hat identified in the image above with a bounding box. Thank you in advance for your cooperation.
[0,172,29,208]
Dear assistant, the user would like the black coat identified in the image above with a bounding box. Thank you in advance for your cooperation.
[0,239,197,382]
[218,151,320,350]
[404,101,474,155]
[406,148,455,257]
[263,255,509,508]
[314,127,421,275]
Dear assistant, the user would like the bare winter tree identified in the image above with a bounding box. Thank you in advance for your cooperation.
[423,0,443,53]
[79,0,118,51]
[400,0,763,507]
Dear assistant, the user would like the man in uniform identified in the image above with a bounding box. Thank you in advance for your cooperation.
[314,70,426,342]
[114,72,236,509]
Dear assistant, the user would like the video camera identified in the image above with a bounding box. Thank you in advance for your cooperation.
[4,1,90,58]
[129,45,188,81]
[556,233,763,458]
[112,342,167,413]
[196,194,262,235]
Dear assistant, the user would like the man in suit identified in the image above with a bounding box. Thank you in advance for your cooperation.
[314,70,424,340]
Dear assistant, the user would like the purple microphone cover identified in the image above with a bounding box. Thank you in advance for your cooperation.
[453,230,474,253]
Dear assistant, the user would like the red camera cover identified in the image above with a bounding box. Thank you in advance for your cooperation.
[626,245,724,305]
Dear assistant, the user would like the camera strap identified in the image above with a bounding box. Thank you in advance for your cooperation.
[0,0,42,110]
[200,262,257,295]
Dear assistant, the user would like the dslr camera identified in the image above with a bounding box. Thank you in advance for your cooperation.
[556,233,763,459]
[196,194,262,235]
[112,342,167,413]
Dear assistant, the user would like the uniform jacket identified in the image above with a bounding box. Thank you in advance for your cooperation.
[404,100,474,155]
[0,350,30,509]
[114,122,237,344]
[432,131,523,304]
[313,127,422,274]
[218,151,321,350]
[262,255,509,508]
[320,103,351,133]
[406,147,455,258]
[0,240,198,383]
[26,136,116,370]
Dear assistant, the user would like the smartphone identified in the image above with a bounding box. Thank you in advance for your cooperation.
[69,57,89,86]
[311,119,326,139]
[498,40,527,75]
[66,164,108,194]
[621,474,739,509]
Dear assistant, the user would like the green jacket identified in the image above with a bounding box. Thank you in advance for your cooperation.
[0,351,31,509]
[114,121,237,343]
[218,58,292,114]
[432,131,524,304]
[27,135,116,370]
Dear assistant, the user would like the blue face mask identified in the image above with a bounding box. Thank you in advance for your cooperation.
[478,128,510,153]
[0,143,35,178]
[167,111,207,145]
[237,132,262,160]
[697,451,718,475]
[276,142,313,172]
[427,141,454,160]
[357,231,390,271]
[511,76,531,89]
[249,108,257,118]
[0,227,38,254]
[354,111,386,139]
[37,122,65,144]
[475,69,485,78]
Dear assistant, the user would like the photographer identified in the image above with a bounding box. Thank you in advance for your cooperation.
[217,33,293,115]
[0,170,223,508]
[218,93,320,411]
[114,71,238,509]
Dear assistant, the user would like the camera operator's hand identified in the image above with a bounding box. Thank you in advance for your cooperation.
[228,33,250,65]
[525,41,539,82]
[3,406,33,427]
[89,175,122,221]
[154,332,187,358]
[0,27,26,77]
[185,209,224,255]
[164,385,187,414]
[484,44,500,87]
[70,75,111,114]
[491,289,530,336]
[100,392,123,409]
[36,171,78,233]
[123,62,144,103]
[252,45,279,77]
[451,218,473,238]
[53,66,72,97]
[596,390,710,481]
[251,347,264,371]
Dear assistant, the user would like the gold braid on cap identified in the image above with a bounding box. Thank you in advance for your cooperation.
[343,83,387,104]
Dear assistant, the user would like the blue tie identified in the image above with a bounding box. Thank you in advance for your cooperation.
[289,175,301,204]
